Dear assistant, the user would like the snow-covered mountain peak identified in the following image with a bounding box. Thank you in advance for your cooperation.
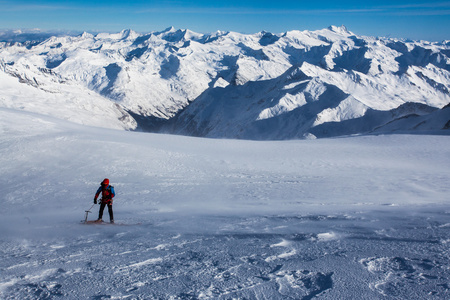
[158,26,177,34]
[79,31,94,39]
[0,26,449,139]
[94,29,140,41]
[327,25,352,36]
[156,28,205,44]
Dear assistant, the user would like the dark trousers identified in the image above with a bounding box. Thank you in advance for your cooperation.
[98,202,114,221]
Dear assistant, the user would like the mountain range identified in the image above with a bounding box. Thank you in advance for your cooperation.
[1,26,449,139]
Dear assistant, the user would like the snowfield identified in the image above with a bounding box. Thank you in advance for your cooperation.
[1,107,449,299]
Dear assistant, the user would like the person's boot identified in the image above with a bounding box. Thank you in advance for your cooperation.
[110,220,114,224]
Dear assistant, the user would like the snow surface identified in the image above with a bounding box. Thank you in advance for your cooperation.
[1,108,449,299]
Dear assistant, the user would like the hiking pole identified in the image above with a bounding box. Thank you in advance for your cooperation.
[84,203,95,223]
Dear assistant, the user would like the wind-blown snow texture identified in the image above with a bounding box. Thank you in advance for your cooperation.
[1,26,449,139]
[1,108,450,299]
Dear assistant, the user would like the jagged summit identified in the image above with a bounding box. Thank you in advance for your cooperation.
[0,26,449,138]
[159,26,177,34]
[328,25,352,35]
[79,32,94,39]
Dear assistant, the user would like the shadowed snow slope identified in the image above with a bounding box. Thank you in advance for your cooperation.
[1,108,450,299]
[1,26,449,139]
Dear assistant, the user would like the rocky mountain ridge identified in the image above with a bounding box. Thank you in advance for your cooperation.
[1,26,449,138]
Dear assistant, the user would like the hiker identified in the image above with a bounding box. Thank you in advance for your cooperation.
[94,178,115,223]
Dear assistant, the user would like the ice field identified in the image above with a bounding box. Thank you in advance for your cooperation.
[0,107,449,299]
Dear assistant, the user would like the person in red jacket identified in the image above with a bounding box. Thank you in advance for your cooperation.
[94,178,115,223]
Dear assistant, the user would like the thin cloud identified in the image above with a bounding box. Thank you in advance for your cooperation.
[385,9,450,16]
[0,2,73,12]
[136,2,450,16]
[377,1,450,16]
[4,1,450,17]
[136,7,384,15]
[379,1,450,9]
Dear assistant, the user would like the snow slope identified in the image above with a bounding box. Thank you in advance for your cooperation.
[1,26,449,139]
[1,108,449,299]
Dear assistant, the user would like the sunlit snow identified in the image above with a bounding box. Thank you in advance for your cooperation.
[1,108,449,299]
[1,26,449,139]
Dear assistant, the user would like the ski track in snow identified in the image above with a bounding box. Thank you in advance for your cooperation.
[0,108,450,299]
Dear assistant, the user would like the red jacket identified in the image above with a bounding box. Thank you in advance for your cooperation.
[95,185,115,203]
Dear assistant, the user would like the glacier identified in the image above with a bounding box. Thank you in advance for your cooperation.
[1,25,450,299]
[0,108,449,299]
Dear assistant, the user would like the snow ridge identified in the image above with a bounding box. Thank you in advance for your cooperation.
[0,26,449,138]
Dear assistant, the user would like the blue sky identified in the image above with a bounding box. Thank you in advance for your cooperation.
[0,0,449,41]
